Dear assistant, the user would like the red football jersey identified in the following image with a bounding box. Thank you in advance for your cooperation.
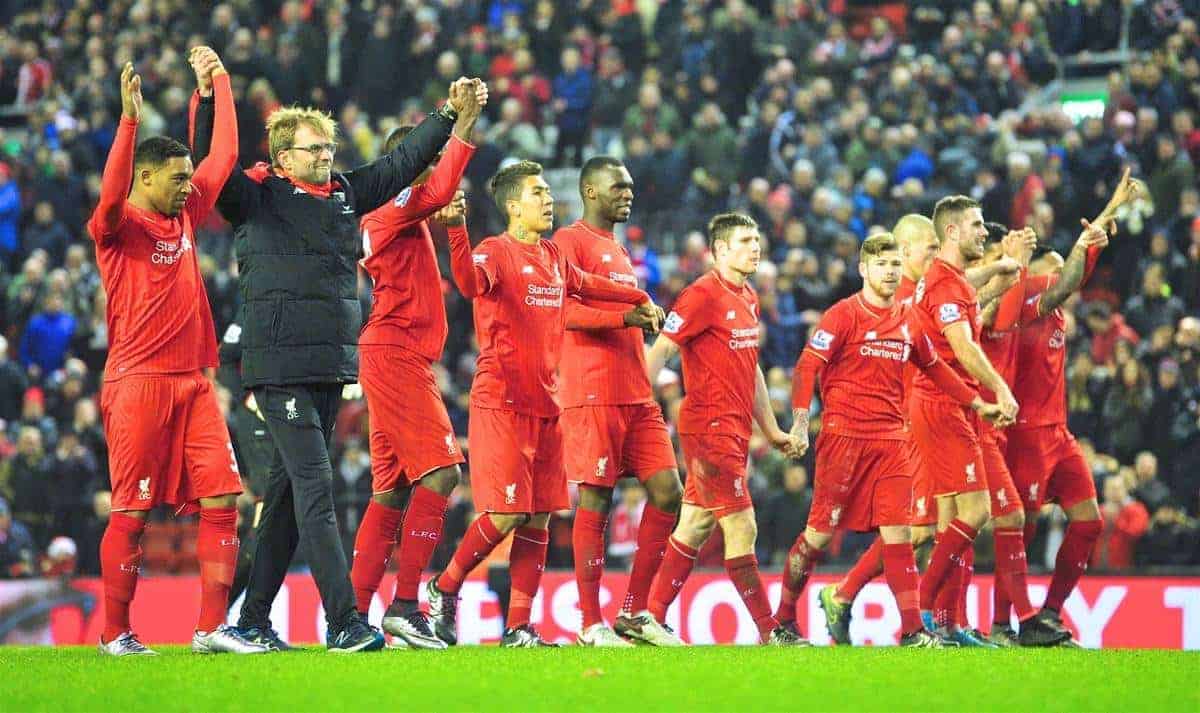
[358,136,474,361]
[88,74,236,382]
[554,220,653,407]
[911,258,981,403]
[468,234,588,417]
[804,294,937,440]
[663,271,761,440]
[1013,275,1068,429]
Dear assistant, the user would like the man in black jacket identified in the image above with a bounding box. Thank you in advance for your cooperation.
[192,73,488,652]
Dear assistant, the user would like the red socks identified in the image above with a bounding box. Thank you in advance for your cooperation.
[393,486,449,602]
[994,526,1036,623]
[624,503,675,614]
[196,507,238,632]
[350,500,404,612]
[648,536,698,622]
[725,554,777,641]
[573,508,608,629]
[919,519,977,613]
[882,542,922,636]
[836,537,884,602]
[507,526,549,629]
[956,547,974,628]
[100,512,146,642]
[438,515,504,595]
[775,535,824,625]
[1045,519,1102,612]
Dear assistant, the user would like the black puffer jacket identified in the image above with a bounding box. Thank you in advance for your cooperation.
[192,95,452,386]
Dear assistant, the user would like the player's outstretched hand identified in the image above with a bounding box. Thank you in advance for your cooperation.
[433,190,467,227]
[120,62,142,121]
[769,428,802,459]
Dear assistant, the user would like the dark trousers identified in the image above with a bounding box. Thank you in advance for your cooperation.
[238,383,356,633]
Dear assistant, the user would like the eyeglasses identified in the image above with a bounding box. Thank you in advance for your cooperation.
[289,142,338,156]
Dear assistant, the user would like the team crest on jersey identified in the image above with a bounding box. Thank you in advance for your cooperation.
[810,329,834,351]
[996,489,1009,509]
[505,483,517,505]
[965,463,977,483]
[445,434,457,456]
[393,186,413,207]
[733,477,745,498]
[830,507,842,527]
[663,311,684,334]
[1029,483,1039,503]
[138,477,151,501]
[916,497,927,517]
[596,456,608,479]
[939,303,961,324]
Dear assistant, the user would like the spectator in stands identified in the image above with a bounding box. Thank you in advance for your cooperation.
[551,46,593,167]
[1133,449,1170,508]
[1149,135,1196,214]
[0,336,28,424]
[1102,354,1154,462]
[1124,263,1186,339]
[0,426,53,548]
[18,292,76,381]
[1140,503,1200,566]
[1093,474,1150,571]
[0,161,19,270]
[622,82,681,144]
[755,462,811,566]
[0,496,36,578]
[1084,301,1141,364]
[21,202,71,266]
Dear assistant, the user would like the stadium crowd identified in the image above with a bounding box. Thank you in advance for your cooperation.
[1,0,1199,582]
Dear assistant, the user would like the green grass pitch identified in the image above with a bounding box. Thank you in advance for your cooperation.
[1,645,1196,711]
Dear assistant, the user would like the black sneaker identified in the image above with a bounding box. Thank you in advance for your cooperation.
[501,624,559,647]
[1018,611,1071,647]
[989,624,1020,648]
[236,625,293,652]
[327,615,385,653]
[425,577,458,646]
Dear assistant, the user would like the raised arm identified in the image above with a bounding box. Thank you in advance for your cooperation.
[435,195,492,299]
[187,49,256,225]
[186,48,237,224]
[346,79,488,215]
[965,256,1019,289]
[1037,221,1108,317]
[87,63,140,243]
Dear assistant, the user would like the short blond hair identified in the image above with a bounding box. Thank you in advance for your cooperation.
[266,106,338,167]
[859,232,899,261]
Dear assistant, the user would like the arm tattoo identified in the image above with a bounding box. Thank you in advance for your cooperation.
[1039,245,1088,316]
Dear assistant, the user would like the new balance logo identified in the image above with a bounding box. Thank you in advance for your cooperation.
[137,477,151,501]
[596,456,608,479]
[865,331,877,340]
[285,397,299,421]
[505,483,517,505]
[726,310,736,320]
[522,265,534,274]
[601,254,612,263]
[965,463,977,483]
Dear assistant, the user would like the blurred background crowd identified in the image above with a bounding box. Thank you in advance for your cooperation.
[1,0,1198,582]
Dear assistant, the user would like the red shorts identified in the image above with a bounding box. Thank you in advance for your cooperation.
[680,433,752,518]
[468,406,568,514]
[1005,425,1097,510]
[909,397,987,498]
[360,345,464,493]
[100,372,241,513]
[979,427,1022,517]
[561,402,677,487]
[809,432,911,533]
